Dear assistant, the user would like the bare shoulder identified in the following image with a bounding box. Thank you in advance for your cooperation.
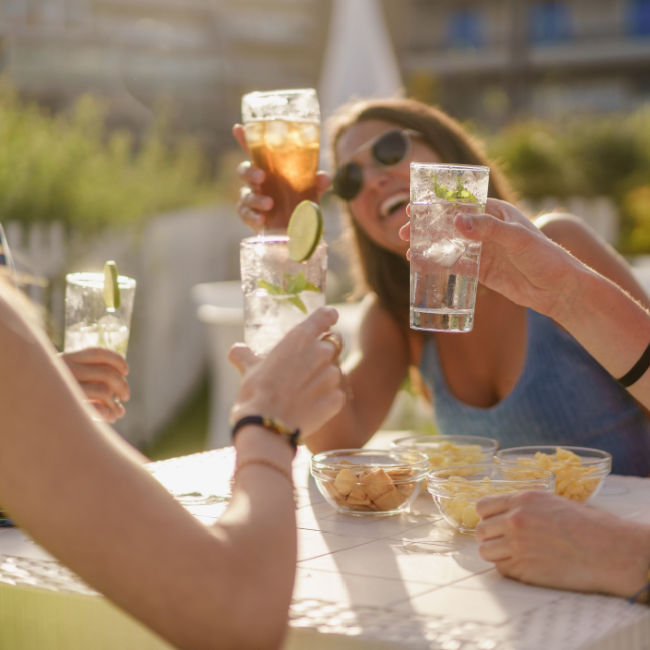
[534,212,596,250]
[534,212,647,305]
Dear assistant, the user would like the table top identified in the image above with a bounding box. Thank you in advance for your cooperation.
[1,433,649,650]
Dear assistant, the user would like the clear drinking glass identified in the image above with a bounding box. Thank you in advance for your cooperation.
[64,272,136,357]
[409,163,490,332]
[240,234,327,356]
[241,88,320,231]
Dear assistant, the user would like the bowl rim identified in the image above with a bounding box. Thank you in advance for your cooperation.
[426,462,555,492]
[495,445,612,468]
[310,447,430,480]
[390,433,499,450]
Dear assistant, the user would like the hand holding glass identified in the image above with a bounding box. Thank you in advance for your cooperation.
[409,163,490,332]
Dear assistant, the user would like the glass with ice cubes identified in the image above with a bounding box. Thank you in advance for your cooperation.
[409,163,489,332]
[240,234,326,356]
[64,272,136,357]
[241,88,320,231]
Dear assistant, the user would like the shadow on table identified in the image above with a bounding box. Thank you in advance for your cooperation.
[289,461,443,647]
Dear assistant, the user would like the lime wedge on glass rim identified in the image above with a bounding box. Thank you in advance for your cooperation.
[103,260,121,311]
[287,200,323,262]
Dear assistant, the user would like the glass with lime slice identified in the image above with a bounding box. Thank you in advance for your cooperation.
[240,203,326,355]
[63,261,136,357]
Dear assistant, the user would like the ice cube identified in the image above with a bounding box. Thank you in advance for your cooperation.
[265,120,289,148]
[297,122,319,145]
[424,238,466,267]
[244,121,264,144]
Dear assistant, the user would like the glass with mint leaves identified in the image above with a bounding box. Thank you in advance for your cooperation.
[240,202,326,355]
[409,163,489,332]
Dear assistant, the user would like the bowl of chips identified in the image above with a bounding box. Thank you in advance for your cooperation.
[310,448,429,516]
[391,434,499,470]
[494,445,612,503]
[427,462,555,534]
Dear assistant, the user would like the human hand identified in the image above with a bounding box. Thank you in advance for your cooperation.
[232,123,331,232]
[475,490,650,599]
[400,198,582,321]
[60,347,130,423]
[228,306,344,440]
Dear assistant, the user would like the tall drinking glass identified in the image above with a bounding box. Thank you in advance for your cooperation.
[64,272,136,357]
[240,235,327,356]
[241,88,320,231]
[409,163,490,332]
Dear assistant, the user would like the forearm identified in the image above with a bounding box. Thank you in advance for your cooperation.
[553,262,650,407]
[210,426,297,649]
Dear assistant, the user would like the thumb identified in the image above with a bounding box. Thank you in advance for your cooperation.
[454,211,495,243]
[228,343,258,374]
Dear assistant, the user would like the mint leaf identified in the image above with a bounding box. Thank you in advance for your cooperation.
[287,295,307,313]
[257,279,285,295]
[431,173,479,203]
[257,273,320,314]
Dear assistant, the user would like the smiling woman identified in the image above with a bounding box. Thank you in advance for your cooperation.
[234,96,650,477]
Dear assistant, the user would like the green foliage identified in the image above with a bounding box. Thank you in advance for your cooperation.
[0,79,220,234]
[487,107,650,254]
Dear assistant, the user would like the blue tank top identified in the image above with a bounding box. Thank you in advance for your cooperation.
[419,309,650,476]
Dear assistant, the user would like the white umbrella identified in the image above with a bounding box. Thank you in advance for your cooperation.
[318,0,403,130]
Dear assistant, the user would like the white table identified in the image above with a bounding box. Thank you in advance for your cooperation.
[1,437,649,650]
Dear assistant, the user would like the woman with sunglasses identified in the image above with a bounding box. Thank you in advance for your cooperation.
[234,97,650,475]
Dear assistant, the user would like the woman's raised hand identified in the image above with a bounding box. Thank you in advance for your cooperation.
[228,306,345,440]
[232,123,331,232]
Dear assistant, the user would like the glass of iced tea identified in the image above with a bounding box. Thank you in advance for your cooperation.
[241,88,320,231]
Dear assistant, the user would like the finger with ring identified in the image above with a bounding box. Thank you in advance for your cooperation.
[320,332,343,359]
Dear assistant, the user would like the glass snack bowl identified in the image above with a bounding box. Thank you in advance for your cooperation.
[310,448,429,516]
[391,434,499,471]
[495,445,612,503]
[427,462,555,534]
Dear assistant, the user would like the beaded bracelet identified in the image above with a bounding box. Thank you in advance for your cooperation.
[628,570,650,605]
[234,457,294,488]
[617,341,650,388]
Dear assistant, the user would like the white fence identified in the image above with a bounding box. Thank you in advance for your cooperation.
[5,203,249,447]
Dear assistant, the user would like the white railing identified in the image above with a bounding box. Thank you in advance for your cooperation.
[4,203,249,447]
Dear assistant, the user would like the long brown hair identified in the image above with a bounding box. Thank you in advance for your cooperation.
[329,97,517,331]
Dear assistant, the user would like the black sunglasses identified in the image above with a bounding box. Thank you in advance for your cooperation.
[332,129,420,201]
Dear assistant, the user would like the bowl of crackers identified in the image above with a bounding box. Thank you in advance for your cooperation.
[427,462,555,534]
[310,448,429,516]
[391,434,499,471]
[494,445,612,503]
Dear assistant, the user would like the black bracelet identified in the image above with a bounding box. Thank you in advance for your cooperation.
[617,342,650,388]
[231,415,299,453]
[628,571,650,605]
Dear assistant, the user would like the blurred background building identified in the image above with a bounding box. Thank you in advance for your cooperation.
[386,0,650,125]
[1,0,649,151]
